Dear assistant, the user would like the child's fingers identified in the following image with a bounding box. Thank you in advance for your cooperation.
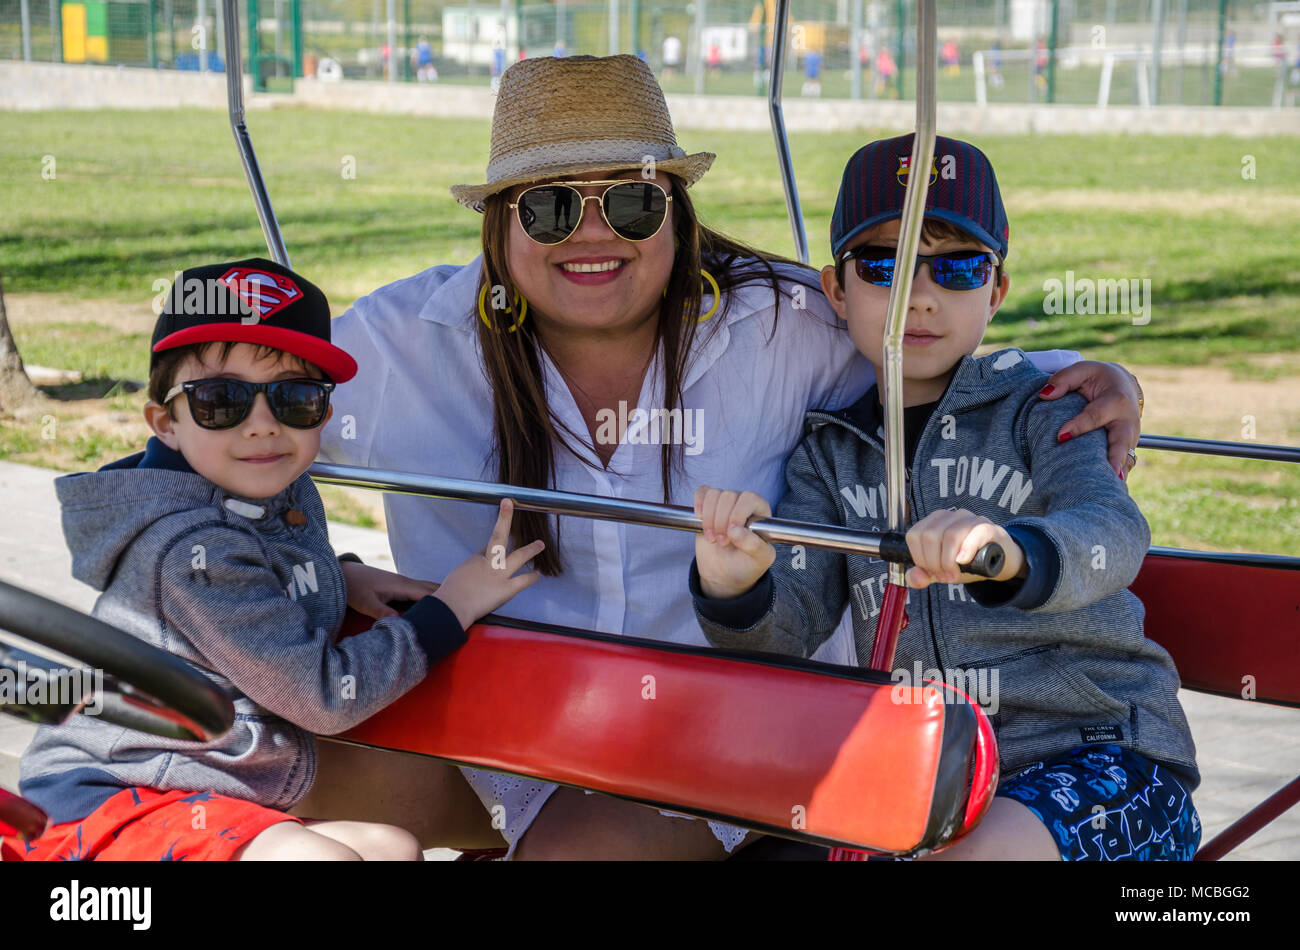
[693,484,711,517]
[698,488,724,543]
[391,577,442,599]
[940,520,979,579]
[905,565,933,589]
[728,491,771,531]
[353,593,399,619]
[507,569,542,597]
[711,490,741,545]
[953,520,996,566]
[906,515,948,579]
[503,539,546,575]
[486,499,515,554]
[725,523,771,560]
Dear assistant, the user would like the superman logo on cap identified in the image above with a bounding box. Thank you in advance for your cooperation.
[897,156,938,187]
[218,267,302,321]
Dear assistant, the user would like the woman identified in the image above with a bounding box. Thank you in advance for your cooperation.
[300,54,1145,860]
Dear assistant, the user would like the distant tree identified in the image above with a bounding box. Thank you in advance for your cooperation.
[0,274,40,415]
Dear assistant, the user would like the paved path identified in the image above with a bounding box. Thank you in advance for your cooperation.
[1,459,1296,860]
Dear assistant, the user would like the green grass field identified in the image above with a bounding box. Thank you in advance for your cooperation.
[1,109,1297,554]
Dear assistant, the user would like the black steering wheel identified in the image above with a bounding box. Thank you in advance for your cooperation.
[0,578,234,742]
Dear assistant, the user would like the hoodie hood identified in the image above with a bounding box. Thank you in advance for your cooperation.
[55,436,307,591]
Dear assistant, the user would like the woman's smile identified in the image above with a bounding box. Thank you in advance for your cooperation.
[556,256,628,284]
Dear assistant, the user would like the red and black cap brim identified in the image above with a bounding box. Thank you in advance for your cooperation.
[152,323,358,384]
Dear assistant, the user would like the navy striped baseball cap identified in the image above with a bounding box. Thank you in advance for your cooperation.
[830,133,1009,262]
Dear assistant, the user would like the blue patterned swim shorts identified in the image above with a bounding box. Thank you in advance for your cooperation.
[995,744,1201,861]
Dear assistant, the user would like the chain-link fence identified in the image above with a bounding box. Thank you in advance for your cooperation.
[4,0,1298,106]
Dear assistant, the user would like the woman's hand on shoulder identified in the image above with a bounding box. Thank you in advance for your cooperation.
[693,485,776,600]
[1037,360,1142,480]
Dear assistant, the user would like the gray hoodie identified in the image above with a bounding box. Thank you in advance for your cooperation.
[20,437,463,824]
[691,348,1199,788]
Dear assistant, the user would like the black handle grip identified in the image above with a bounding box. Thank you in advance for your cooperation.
[878,534,1005,579]
[961,543,1005,579]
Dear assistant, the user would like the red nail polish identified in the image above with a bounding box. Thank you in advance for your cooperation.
[1057,431,1073,443]
[1038,384,1055,397]
[1117,468,1126,481]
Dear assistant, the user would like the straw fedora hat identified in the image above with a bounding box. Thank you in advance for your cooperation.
[450,54,715,212]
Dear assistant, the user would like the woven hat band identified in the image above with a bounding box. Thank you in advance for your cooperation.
[485,140,688,183]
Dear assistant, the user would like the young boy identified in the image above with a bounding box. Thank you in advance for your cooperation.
[689,135,1201,861]
[14,259,544,860]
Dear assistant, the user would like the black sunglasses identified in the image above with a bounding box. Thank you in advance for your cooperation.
[164,377,334,430]
[840,246,999,291]
[508,180,671,245]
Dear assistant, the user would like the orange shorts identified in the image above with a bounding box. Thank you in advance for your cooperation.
[4,787,303,861]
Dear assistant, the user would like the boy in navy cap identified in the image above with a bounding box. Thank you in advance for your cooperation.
[14,259,543,860]
[688,135,1201,860]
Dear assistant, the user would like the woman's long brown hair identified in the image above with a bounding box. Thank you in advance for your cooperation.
[475,174,824,575]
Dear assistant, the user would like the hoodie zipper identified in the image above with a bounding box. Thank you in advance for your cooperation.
[906,461,946,674]
[813,387,965,674]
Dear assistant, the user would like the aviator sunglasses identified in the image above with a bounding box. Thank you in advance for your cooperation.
[509,180,671,245]
[840,246,999,292]
[164,377,335,430]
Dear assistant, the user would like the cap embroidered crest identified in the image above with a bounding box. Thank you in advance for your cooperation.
[219,267,302,320]
[896,156,938,187]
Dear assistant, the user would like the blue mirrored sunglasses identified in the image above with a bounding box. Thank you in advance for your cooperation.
[840,246,998,291]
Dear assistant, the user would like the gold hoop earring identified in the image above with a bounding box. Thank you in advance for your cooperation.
[696,268,720,322]
[478,283,528,332]
[662,268,721,322]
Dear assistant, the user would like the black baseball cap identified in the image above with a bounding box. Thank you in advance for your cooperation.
[150,258,357,383]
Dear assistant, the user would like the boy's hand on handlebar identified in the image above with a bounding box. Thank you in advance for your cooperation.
[340,561,441,620]
[904,509,1025,589]
[693,486,776,600]
[434,499,544,631]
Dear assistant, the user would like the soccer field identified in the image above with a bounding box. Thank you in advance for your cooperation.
[1,109,1297,552]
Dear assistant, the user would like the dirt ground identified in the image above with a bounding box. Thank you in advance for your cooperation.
[4,293,156,334]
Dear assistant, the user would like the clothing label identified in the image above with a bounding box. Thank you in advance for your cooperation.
[1080,724,1124,743]
[223,498,267,520]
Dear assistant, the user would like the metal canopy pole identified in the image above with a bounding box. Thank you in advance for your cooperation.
[221,0,291,266]
[768,0,809,264]
[881,0,935,564]
[867,0,936,672]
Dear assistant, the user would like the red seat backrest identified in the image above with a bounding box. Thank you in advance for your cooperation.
[1131,551,1300,706]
